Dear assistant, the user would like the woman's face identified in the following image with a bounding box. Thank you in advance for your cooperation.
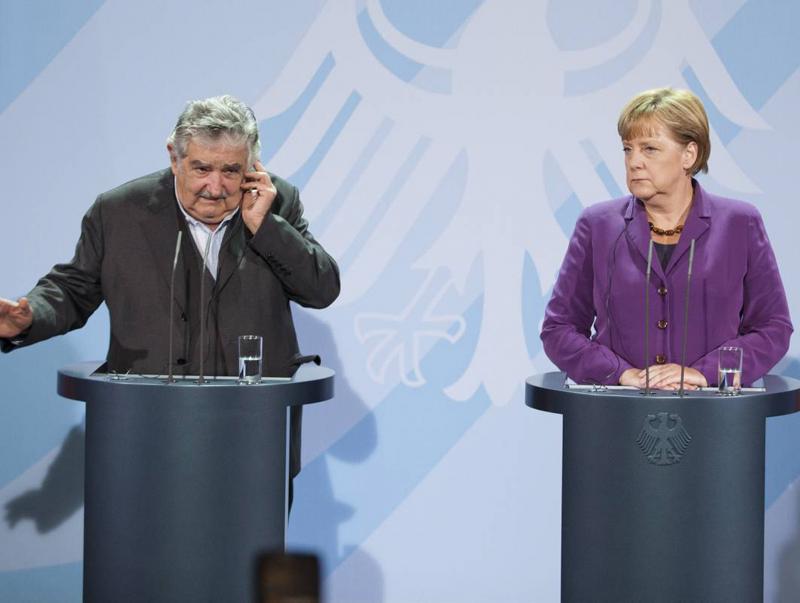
[622,120,697,204]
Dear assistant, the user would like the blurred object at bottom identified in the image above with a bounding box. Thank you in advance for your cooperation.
[260,551,321,603]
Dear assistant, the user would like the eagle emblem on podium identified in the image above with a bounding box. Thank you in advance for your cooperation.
[636,412,692,466]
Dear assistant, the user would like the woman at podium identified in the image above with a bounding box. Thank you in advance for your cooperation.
[541,88,792,389]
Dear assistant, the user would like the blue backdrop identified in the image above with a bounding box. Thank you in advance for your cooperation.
[1,1,799,601]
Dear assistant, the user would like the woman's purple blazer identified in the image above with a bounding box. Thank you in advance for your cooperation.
[541,181,792,385]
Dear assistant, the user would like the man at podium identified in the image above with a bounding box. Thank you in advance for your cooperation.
[0,94,340,479]
[541,88,792,389]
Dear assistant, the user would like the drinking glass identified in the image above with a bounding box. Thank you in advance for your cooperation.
[718,346,742,395]
[238,335,263,384]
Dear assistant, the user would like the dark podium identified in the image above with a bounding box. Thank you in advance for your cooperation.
[526,373,800,603]
[58,362,334,603]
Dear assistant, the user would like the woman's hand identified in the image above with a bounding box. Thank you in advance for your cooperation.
[638,364,707,390]
[619,365,707,389]
[619,368,642,387]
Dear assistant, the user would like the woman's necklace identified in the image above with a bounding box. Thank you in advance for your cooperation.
[648,193,692,237]
[648,222,684,237]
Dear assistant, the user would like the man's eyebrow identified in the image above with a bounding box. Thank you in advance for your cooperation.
[222,163,243,171]
[189,159,211,168]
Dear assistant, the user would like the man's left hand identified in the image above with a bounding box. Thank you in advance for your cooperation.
[241,160,277,234]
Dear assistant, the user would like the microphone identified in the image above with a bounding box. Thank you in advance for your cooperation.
[643,239,654,396]
[678,239,696,397]
[197,233,214,385]
[168,231,183,383]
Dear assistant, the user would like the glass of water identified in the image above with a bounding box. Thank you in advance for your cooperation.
[238,335,263,384]
[718,346,742,395]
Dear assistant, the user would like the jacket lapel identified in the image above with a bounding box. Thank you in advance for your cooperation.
[624,196,667,282]
[664,182,710,275]
[139,170,188,315]
[215,214,247,295]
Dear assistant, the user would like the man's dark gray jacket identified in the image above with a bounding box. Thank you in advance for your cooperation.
[3,168,341,476]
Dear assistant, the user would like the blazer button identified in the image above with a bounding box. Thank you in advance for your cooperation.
[658,286,668,296]
[655,354,666,364]
[176,358,187,365]
[657,319,668,329]
[180,312,188,322]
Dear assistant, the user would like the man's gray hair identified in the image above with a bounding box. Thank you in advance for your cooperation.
[167,95,260,163]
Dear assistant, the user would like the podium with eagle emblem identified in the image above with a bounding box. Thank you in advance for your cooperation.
[526,372,800,603]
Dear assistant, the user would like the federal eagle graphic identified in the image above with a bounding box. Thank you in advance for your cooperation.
[636,412,692,466]
[254,0,765,405]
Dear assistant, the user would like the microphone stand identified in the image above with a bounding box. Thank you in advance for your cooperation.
[198,233,214,385]
[167,231,183,383]
[678,240,696,398]
[643,239,654,396]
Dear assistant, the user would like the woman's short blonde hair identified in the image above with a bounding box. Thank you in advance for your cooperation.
[617,88,711,175]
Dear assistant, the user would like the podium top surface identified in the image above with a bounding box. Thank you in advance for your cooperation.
[58,361,334,407]
[526,372,800,418]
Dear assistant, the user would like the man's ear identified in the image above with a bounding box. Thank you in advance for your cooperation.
[167,143,179,174]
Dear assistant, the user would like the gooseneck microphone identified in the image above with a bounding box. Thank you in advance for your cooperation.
[197,234,214,385]
[643,239,654,396]
[168,231,183,383]
[678,239,696,398]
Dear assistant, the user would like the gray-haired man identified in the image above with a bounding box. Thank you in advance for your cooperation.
[0,95,340,482]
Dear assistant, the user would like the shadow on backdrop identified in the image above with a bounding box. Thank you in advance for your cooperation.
[290,310,384,601]
[770,356,800,602]
[776,486,800,602]
[4,424,85,533]
[1,334,87,535]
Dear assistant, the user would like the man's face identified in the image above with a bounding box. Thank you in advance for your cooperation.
[169,138,250,227]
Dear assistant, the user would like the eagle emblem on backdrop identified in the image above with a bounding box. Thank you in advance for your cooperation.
[636,412,692,466]
[252,0,765,406]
